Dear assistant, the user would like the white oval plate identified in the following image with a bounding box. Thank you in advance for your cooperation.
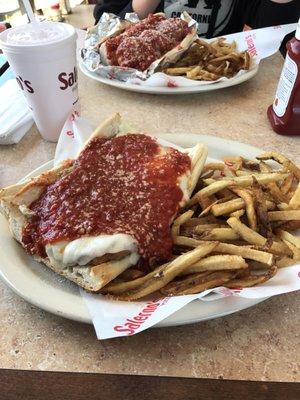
[79,61,259,95]
[0,134,267,325]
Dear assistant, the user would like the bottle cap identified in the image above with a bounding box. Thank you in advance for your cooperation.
[296,17,300,40]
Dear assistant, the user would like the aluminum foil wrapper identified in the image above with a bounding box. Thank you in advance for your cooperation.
[81,12,198,83]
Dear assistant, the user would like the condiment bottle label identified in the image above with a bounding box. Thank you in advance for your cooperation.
[273,53,298,117]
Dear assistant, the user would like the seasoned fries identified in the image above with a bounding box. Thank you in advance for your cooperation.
[102,150,299,300]
[162,37,252,81]
[181,255,248,275]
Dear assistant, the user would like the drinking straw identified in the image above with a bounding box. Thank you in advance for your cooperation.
[21,0,36,24]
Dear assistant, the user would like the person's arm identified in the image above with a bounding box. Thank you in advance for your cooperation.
[132,0,161,19]
[93,0,130,24]
[246,0,300,29]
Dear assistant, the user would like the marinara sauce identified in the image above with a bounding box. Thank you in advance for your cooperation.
[105,14,190,71]
[22,134,191,263]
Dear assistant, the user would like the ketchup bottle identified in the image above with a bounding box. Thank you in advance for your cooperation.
[267,18,300,136]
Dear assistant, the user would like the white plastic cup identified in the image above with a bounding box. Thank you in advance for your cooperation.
[0,22,78,142]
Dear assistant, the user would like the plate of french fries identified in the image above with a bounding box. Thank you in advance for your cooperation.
[0,134,299,326]
[79,36,258,95]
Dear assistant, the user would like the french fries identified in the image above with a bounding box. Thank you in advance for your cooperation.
[289,183,300,209]
[110,243,218,300]
[226,267,277,289]
[162,37,252,81]
[161,271,236,295]
[268,210,300,221]
[181,255,247,275]
[189,172,288,205]
[102,150,299,300]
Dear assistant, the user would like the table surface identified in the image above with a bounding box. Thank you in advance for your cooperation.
[0,5,299,382]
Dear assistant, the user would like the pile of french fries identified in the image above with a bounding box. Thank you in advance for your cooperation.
[102,151,300,301]
[162,37,251,81]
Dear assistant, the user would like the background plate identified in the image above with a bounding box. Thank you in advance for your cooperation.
[0,134,267,325]
[79,61,259,95]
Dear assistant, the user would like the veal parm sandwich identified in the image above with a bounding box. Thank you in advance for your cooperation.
[0,114,207,292]
[98,13,196,71]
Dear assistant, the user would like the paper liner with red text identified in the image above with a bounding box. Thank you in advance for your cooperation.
[55,112,300,340]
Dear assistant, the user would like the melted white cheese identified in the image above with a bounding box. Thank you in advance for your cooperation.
[46,234,138,266]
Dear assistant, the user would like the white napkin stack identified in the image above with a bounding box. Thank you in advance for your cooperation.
[0,79,34,145]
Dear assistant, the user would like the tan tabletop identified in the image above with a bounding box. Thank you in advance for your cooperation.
[0,5,299,382]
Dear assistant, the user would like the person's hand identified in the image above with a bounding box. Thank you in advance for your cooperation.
[132,0,161,19]
[0,23,7,33]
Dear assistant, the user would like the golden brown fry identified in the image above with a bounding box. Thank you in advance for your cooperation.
[103,264,167,295]
[118,268,145,281]
[230,187,257,231]
[182,216,220,227]
[187,68,220,81]
[235,170,251,176]
[189,144,208,193]
[211,198,245,216]
[277,203,289,210]
[171,224,180,237]
[181,254,247,275]
[192,223,224,232]
[257,152,300,180]
[189,172,288,205]
[273,220,300,232]
[173,236,203,247]
[247,260,270,271]
[227,216,265,245]
[268,210,300,221]
[230,209,245,218]
[281,174,294,195]
[111,243,218,300]
[171,210,194,237]
[276,256,295,268]
[282,240,300,261]
[198,197,219,215]
[203,163,225,172]
[216,243,274,265]
[164,66,195,76]
[217,188,238,199]
[195,227,240,241]
[258,161,289,203]
[277,230,300,249]
[225,267,277,288]
[227,217,290,256]
[173,210,194,227]
[173,236,274,265]
[161,270,236,295]
[289,183,300,209]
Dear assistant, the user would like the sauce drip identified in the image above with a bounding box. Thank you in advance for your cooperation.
[22,134,191,263]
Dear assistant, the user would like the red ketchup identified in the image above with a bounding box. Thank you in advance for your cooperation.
[267,19,300,135]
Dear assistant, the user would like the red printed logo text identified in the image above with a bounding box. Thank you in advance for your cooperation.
[113,298,170,335]
[58,66,78,90]
[245,34,258,57]
[16,75,34,94]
